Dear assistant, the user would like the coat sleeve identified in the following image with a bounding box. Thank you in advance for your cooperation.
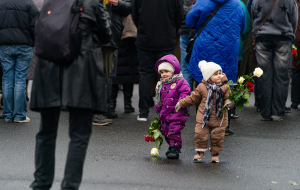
[179,83,203,108]
[289,0,298,35]
[185,0,201,29]
[112,0,131,17]
[29,1,39,42]
[131,0,139,26]
[155,103,162,113]
[175,0,184,31]
[95,1,112,44]
[177,79,191,100]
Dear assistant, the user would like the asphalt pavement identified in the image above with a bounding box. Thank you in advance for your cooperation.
[0,84,300,190]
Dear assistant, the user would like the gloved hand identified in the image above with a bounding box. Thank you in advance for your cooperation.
[224,100,234,109]
[175,102,182,112]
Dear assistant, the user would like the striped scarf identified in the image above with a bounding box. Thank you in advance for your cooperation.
[202,83,224,128]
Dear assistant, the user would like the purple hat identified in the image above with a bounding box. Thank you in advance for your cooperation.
[155,54,181,75]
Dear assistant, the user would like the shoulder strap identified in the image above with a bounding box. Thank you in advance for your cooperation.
[195,3,223,38]
[254,0,279,36]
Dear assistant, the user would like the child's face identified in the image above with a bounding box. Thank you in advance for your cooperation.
[210,70,223,83]
[160,70,173,79]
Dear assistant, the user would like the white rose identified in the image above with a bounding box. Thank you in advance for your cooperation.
[253,67,263,77]
[150,147,159,156]
[238,77,245,84]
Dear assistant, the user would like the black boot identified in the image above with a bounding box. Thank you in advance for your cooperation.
[123,84,135,113]
[225,110,234,136]
[166,146,180,159]
[105,80,118,119]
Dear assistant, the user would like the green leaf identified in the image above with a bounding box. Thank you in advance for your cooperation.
[243,93,250,99]
[152,129,161,139]
[244,100,250,106]
[155,137,163,149]
[271,181,278,184]
[227,80,237,86]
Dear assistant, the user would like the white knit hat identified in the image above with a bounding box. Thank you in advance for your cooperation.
[198,60,222,81]
[158,62,175,73]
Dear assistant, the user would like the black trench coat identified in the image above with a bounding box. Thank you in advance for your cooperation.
[30,0,112,113]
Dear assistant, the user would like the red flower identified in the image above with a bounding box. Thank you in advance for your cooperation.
[246,82,254,93]
[144,135,150,142]
[292,49,297,58]
[149,136,155,142]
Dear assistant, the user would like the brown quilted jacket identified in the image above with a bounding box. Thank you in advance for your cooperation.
[179,74,230,127]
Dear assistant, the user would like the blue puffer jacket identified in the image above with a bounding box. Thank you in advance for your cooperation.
[186,0,245,83]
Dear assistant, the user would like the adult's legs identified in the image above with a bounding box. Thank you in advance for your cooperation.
[13,45,32,121]
[103,47,118,118]
[123,84,134,112]
[61,108,93,190]
[180,35,193,88]
[0,46,16,121]
[255,41,274,119]
[137,49,156,116]
[272,40,292,117]
[291,68,300,106]
[137,49,174,116]
[31,107,60,190]
[110,83,119,111]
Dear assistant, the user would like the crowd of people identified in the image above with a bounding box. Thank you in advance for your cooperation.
[0,0,299,189]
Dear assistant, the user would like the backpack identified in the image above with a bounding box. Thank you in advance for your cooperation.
[35,0,84,64]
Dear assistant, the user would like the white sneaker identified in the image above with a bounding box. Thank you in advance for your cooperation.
[137,113,148,121]
[14,116,30,123]
[271,115,283,122]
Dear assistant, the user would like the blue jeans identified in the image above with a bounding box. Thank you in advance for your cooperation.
[255,40,292,118]
[180,35,193,88]
[0,45,33,121]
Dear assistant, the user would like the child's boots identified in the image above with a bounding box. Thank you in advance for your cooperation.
[193,151,205,163]
[166,146,180,159]
[211,153,219,163]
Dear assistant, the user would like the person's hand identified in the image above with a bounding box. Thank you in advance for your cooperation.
[224,100,234,109]
[175,102,181,112]
[108,0,118,6]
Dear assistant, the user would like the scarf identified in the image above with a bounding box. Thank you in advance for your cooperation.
[202,83,224,128]
[155,73,183,104]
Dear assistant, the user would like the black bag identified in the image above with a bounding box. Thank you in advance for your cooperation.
[185,4,223,63]
[35,0,83,64]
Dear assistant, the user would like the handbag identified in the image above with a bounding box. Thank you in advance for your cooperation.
[252,0,279,63]
[185,4,223,63]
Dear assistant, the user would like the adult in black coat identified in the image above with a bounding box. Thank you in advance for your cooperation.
[109,14,139,114]
[93,0,131,122]
[29,0,112,189]
[132,0,184,121]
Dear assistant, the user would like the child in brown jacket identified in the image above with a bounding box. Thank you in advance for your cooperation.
[175,61,234,163]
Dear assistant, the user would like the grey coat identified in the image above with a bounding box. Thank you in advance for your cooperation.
[248,0,298,41]
[30,0,112,113]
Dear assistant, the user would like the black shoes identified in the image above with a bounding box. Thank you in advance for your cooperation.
[225,128,235,136]
[230,113,239,119]
[103,111,118,119]
[291,102,299,109]
[285,106,291,113]
[124,105,135,113]
[166,146,180,159]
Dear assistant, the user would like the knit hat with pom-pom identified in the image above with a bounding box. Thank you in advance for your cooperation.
[198,60,222,81]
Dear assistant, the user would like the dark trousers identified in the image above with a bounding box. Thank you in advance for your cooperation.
[291,68,300,103]
[31,107,93,190]
[110,83,134,110]
[137,48,174,114]
[255,40,292,118]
